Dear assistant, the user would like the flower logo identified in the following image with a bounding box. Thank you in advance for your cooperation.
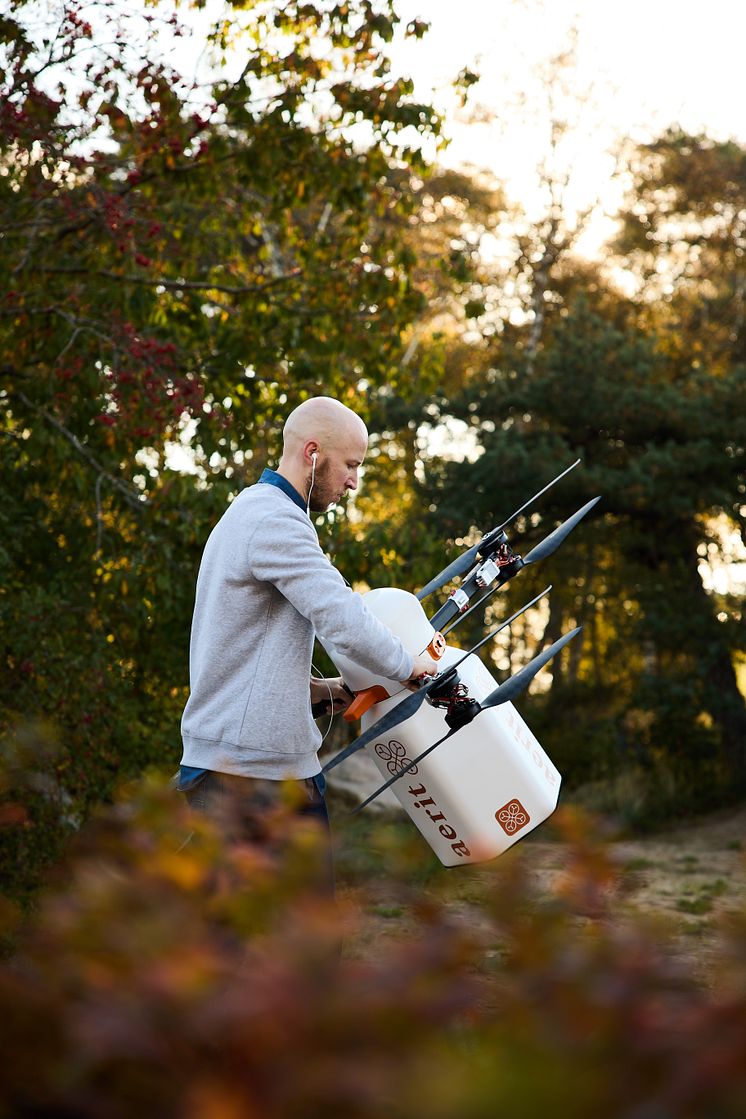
[495,798,531,835]
[374,739,418,776]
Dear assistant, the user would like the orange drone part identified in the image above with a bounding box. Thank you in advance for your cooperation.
[343,684,391,723]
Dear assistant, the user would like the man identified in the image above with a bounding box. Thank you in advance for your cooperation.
[179,397,437,888]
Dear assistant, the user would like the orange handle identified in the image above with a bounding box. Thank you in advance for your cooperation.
[343,684,391,723]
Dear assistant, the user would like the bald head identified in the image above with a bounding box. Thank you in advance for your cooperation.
[282,397,367,455]
[278,396,368,513]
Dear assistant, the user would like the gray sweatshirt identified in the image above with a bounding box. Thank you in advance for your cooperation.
[180,480,414,779]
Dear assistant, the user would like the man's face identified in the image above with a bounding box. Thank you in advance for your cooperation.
[309,430,367,513]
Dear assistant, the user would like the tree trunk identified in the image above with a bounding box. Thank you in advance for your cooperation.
[540,588,565,692]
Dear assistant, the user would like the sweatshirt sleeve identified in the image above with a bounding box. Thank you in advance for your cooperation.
[247,508,415,682]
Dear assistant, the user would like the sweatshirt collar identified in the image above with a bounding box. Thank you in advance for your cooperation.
[258,468,307,513]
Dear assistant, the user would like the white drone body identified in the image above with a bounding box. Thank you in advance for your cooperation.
[323,587,562,867]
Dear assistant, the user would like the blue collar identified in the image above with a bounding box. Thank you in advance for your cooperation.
[258,468,307,513]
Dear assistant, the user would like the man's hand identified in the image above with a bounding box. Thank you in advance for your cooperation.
[402,653,439,692]
[310,676,354,716]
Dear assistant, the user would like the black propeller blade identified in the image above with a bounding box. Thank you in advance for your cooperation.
[321,675,448,775]
[493,458,581,533]
[352,725,457,814]
[322,587,552,776]
[479,626,582,708]
[351,625,582,814]
[521,497,601,566]
[415,542,481,603]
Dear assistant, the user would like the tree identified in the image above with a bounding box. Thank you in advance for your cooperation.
[614,128,746,374]
[0,0,443,896]
[360,94,746,816]
[419,292,746,813]
[328,165,507,594]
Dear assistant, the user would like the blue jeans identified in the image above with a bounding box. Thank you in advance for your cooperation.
[180,770,334,897]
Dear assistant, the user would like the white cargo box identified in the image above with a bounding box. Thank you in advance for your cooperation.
[322,588,561,867]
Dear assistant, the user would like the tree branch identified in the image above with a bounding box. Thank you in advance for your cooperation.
[14,389,148,512]
[36,266,301,296]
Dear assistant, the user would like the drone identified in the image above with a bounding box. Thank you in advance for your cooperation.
[320,460,600,866]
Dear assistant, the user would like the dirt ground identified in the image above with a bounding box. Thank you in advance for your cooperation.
[335,802,746,986]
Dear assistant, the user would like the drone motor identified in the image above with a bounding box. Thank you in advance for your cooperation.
[426,676,482,731]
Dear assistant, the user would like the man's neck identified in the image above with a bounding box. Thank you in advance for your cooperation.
[275,461,308,500]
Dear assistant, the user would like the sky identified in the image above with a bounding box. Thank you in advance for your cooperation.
[385,0,746,255]
[391,0,746,149]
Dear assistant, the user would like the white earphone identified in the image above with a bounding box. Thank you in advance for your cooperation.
[307,451,318,515]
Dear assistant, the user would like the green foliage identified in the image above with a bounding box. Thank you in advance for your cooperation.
[615,127,746,368]
[0,0,445,896]
[2,769,746,1117]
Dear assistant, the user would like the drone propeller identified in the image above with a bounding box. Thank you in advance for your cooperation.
[321,670,448,776]
[429,496,601,634]
[521,497,600,566]
[322,587,552,777]
[351,625,582,814]
[493,458,581,533]
[479,625,582,708]
[415,542,481,603]
[416,459,582,603]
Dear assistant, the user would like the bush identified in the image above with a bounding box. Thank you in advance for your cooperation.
[1,768,746,1118]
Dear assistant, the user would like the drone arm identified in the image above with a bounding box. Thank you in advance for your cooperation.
[428,563,493,629]
[441,574,510,636]
[428,596,463,631]
[429,559,523,631]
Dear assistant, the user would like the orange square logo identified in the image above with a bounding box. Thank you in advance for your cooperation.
[496,798,531,836]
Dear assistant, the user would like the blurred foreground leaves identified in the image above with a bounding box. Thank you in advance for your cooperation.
[1,755,745,1118]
